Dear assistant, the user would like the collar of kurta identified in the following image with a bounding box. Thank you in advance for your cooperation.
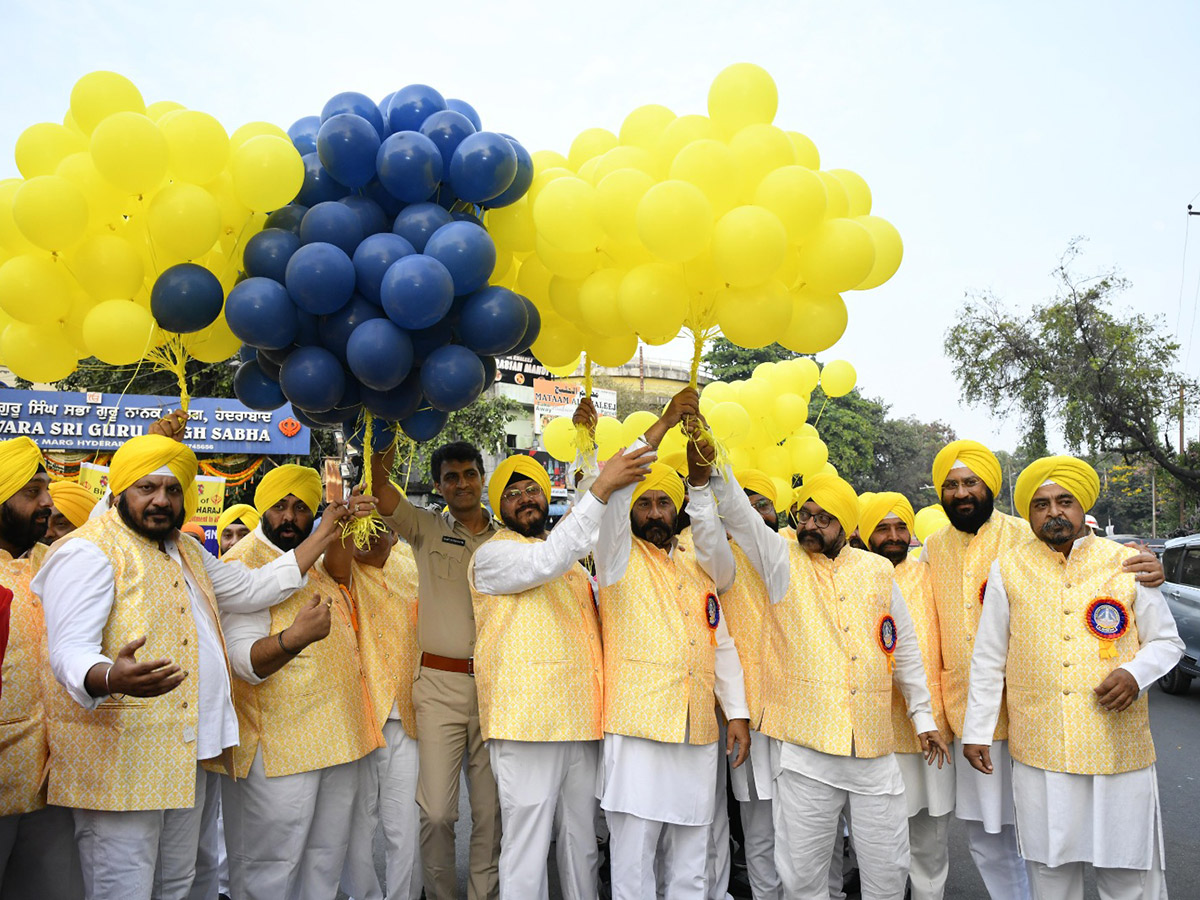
[250,523,285,558]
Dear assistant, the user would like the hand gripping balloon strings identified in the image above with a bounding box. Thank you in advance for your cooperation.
[574,357,599,470]
[341,411,389,550]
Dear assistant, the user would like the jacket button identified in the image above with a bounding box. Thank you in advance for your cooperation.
[182,638,188,646]
[690,639,696,646]
[182,701,188,709]
[1062,661,1070,667]
[1064,634,1072,640]
[1063,689,1070,695]
[850,689,857,695]
[174,581,179,588]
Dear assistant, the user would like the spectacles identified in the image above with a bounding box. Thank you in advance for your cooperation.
[941,477,982,493]
[501,483,545,503]
[796,508,835,528]
[750,498,775,512]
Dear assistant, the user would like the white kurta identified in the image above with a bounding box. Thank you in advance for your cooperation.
[962,551,1184,869]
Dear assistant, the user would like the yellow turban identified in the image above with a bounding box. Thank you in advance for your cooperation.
[1013,456,1100,520]
[488,455,552,516]
[48,481,99,528]
[631,462,686,513]
[0,437,45,506]
[109,434,199,521]
[735,468,777,510]
[931,440,1002,496]
[913,503,951,544]
[216,503,260,539]
[857,491,915,541]
[254,464,323,516]
[794,473,859,534]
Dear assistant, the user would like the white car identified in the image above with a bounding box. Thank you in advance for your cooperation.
[1159,534,1200,693]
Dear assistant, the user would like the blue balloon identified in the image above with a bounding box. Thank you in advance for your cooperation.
[339,378,361,409]
[319,295,383,365]
[409,320,454,365]
[387,84,446,134]
[279,346,345,413]
[234,360,287,411]
[421,344,486,412]
[259,344,296,365]
[376,131,443,203]
[511,296,541,353]
[255,350,282,380]
[346,319,414,391]
[451,210,484,227]
[352,233,415,304]
[479,354,497,386]
[448,131,518,203]
[299,201,364,255]
[264,203,308,234]
[458,286,529,355]
[238,344,257,364]
[400,407,449,442]
[225,277,298,350]
[339,196,388,237]
[243,228,301,283]
[377,93,395,134]
[297,152,350,206]
[391,202,452,253]
[295,309,320,345]
[321,91,387,141]
[285,242,356,315]
[380,255,454,330]
[347,417,401,452]
[150,264,223,334]
[291,407,334,430]
[317,113,381,190]
[360,372,423,421]
[419,110,476,173]
[361,179,403,219]
[445,98,482,131]
[484,138,533,208]
[288,116,321,156]
[423,221,496,295]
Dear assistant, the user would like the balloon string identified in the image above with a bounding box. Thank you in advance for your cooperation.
[575,356,598,471]
[688,331,706,390]
[342,411,388,551]
[813,397,829,426]
[145,334,192,415]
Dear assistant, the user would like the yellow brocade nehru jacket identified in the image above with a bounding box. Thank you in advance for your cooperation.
[720,541,769,730]
[43,509,223,811]
[924,511,1029,738]
[890,557,950,752]
[469,530,603,742]
[759,542,898,759]
[999,534,1154,775]
[223,532,380,778]
[332,547,421,739]
[599,535,720,746]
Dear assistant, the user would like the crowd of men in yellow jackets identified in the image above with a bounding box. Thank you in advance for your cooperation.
[0,386,1184,900]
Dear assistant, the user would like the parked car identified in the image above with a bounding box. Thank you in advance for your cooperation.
[1158,534,1200,693]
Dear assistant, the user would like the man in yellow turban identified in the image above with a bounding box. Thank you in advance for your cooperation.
[582,389,750,900]
[216,503,259,556]
[963,456,1182,899]
[468,445,653,899]
[44,481,98,543]
[33,428,356,900]
[0,437,83,898]
[692,461,947,898]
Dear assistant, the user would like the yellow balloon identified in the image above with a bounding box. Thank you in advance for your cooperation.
[654,115,717,169]
[758,445,791,480]
[184,315,243,363]
[820,359,857,397]
[229,121,290,149]
[526,165,573,206]
[712,205,788,287]
[636,180,713,262]
[622,410,659,446]
[797,219,876,293]
[70,234,145,300]
[817,171,850,219]
[55,152,127,229]
[62,294,96,354]
[596,168,655,243]
[708,401,752,448]
[12,175,89,251]
[774,393,809,433]
[0,180,34,255]
[542,415,579,462]
[577,158,601,185]
[592,146,658,182]
[577,269,626,337]
[491,249,514,283]
[594,415,627,461]
[797,423,819,438]
[785,131,821,169]
[548,276,583,320]
[145,100,186,122]
[70,71,145,135]
[90,112,168,195]
[729,124,796,199]
[716,281,791,349]
[516,256,553,304]
[790,436,828,477]
[531,150,570,171]
[0,254,73,324]
[740,378,773,420]
[828,169,872,217]
[774,356,819,395]
[148,182,222,260]
[531,312,585,368]
[230,135,304,212]
[535,236,598,280]
[852,215,903,290]
[532,176,602,253]
[753,166,828,242]
[82,299,155,364]
[619,105,676,151]
[2,321,78,382]
[15,123,86,178]
[486,197,536,254]
[161,110,230,185]
[617,262,688,338]
[708,63,778,135]
[914,504,951,544]
[204,171,252,234]
[543,355,582,378]
[584,331,638,368]
[567,129,618,171]
[701,381,736,406]
[779,288,848,355]
[668,139,738,216]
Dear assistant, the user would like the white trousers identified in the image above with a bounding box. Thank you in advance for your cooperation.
[740,797,781,900]
[705,731,732,900]
[964,820,1032,900]
[773,769,908,900]
[1027,846,1167,900]
[907,810,951,900]
[489,738,600,900]
[608,810,708,900]
[0,804,83,899]
[73,764,207,900]
[222,748,370,900]
[188,771,227,900]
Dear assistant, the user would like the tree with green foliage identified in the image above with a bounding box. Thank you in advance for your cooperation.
[702,338,794,381]
[394,394,526,491]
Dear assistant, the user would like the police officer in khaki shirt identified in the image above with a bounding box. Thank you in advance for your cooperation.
[371,441,500,900]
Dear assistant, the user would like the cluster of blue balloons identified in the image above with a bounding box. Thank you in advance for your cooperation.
[227,86,539,444]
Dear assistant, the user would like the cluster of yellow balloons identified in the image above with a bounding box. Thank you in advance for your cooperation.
[542,409,660,464]
[0,70,303,383]
[484,63,902,374]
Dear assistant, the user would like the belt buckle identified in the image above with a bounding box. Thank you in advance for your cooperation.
[466,657,475,677]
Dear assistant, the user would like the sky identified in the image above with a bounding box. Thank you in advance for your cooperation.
[2,0,1197,452]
